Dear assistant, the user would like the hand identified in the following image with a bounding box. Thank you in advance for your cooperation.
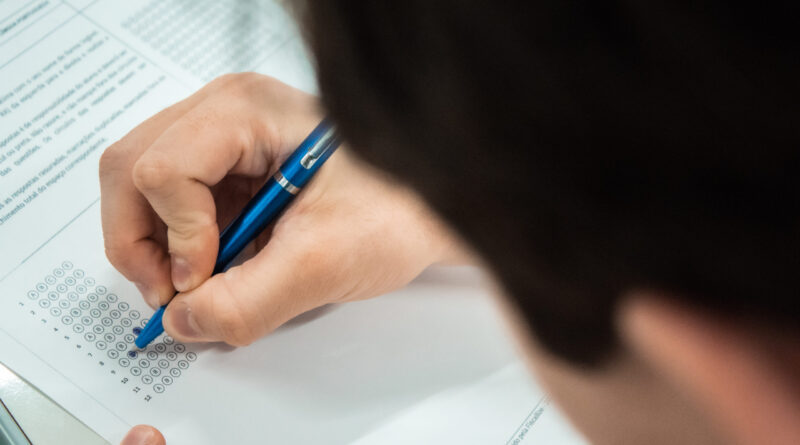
[120,425,165,445]
[100,73,464,345]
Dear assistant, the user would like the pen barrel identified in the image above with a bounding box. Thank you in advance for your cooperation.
[213,121,340,275]
[214,178,295,274]
[134,120,340,349]
[279,120,339,187]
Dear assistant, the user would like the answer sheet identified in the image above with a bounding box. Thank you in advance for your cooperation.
[0,1,587,444]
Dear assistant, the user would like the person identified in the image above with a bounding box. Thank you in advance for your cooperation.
[101,1,800,444]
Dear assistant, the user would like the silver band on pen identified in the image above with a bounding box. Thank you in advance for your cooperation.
[273,171,300,195]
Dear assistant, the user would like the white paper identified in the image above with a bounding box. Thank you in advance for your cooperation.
[0,1,587,444]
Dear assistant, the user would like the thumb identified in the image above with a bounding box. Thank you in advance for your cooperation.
[161,233,343,346]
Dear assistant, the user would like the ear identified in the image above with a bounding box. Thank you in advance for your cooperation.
[618,294,800,445]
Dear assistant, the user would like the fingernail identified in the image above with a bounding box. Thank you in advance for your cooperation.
[120,425,159,445]
[171,255,191,291]
[134,282,159,309]
[168,301,202,340]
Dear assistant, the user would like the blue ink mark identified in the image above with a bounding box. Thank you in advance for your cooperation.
[132,327,141,335]
[128,350,138,358]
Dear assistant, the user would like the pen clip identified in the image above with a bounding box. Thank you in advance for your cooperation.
[300,127,338,169]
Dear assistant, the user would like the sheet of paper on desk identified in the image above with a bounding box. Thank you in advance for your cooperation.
[0,1,587,444]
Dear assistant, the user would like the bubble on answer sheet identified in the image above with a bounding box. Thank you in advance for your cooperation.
[21,261,198,399]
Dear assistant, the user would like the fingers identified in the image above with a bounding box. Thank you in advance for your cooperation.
[102,73,319,307]
[100,95,204,307]
[130,95,265,293]
[120,425,166,445]
[100,74,316,306]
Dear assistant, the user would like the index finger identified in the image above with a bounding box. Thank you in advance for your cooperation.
[100,89,211,307]
[130,92,316,294]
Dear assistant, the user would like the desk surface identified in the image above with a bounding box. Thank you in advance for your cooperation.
[0,363,107,445]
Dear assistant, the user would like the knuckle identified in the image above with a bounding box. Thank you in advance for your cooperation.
[239,72,271,94]
[205,73,236,92]
[213,72,241,85]
[132,151,172,192]
[217,72,272,100]
[208,72,256,95]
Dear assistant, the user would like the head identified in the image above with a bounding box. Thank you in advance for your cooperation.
[300,1,800,444]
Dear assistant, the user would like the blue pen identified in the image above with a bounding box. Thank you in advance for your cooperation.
[134,120,341,349]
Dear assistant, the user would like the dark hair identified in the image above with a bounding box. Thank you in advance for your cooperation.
[302,1,800,366]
